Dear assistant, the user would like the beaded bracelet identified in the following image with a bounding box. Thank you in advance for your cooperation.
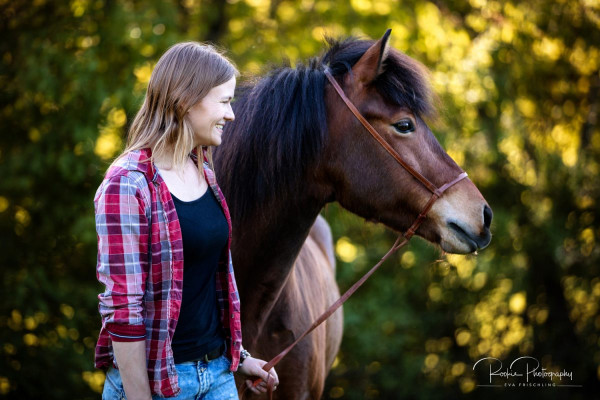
[239,349,251,366]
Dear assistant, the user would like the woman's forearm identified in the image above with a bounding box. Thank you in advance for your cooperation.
[112,340,152,400]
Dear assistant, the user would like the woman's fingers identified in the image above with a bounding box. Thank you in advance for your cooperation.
[246,379,266,394]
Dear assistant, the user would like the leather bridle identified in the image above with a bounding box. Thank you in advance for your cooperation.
[245,69,468,398]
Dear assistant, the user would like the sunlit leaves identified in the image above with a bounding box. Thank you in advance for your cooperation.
[95,108,126,159]
[508,292,527,314]
[335,237,359,263]
[2,0,599,398]
[81,371,105,393]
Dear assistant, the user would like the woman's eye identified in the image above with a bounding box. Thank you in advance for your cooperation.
[392,119,415,134]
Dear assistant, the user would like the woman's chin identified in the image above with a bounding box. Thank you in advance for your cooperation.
[194,136,222,147]
[211,136,222,146]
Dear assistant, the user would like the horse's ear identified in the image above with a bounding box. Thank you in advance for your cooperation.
[352,29,392,84]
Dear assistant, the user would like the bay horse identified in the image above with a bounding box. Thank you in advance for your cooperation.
[214,30,492,399]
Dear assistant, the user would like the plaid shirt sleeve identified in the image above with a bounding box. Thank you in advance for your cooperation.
[95,172,150,342]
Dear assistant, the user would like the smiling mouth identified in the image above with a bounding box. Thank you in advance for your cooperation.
[215,123,224,132]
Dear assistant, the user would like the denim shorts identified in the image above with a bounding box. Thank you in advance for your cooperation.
[102,355,238,400]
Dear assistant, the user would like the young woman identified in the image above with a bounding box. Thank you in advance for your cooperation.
[94,42,278,399]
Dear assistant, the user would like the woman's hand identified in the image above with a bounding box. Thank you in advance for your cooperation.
[237,356,279,394]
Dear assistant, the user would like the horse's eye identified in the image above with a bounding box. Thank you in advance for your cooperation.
[392,119,415,134]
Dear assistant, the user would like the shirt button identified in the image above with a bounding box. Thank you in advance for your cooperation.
[231,313,234,319]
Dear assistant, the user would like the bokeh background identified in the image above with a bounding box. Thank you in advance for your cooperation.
[1,0,599,398]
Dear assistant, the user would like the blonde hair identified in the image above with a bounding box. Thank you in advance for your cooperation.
[121,42,238,170]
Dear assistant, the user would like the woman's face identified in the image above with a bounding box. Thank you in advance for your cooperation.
[187,76,236,147]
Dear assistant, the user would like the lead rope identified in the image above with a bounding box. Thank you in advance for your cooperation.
[241,69,468,399]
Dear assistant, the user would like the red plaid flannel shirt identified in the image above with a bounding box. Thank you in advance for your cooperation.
[94,148,242,397]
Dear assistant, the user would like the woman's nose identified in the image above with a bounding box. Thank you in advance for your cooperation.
[225,104,235,121]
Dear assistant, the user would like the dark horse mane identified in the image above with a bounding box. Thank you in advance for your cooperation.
[215,36,435,223]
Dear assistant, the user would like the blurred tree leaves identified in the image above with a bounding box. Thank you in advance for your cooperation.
[1,0,598,398]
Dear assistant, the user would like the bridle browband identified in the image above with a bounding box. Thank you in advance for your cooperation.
[245,68,469,398]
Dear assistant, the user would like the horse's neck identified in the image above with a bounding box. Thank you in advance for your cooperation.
[231,195,324,346]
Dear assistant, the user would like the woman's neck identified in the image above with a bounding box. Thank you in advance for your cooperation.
[153,151,194,172]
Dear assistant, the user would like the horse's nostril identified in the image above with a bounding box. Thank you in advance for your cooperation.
[483,205,493,229]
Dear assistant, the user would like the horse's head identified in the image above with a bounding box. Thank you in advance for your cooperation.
[319,30,492,254]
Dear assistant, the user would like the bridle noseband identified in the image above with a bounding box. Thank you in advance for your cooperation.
[246,69,469,399]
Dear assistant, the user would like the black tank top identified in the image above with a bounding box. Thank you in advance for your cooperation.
[170,189,229,363]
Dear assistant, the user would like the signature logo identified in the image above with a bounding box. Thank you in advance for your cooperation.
[472,356,581,388]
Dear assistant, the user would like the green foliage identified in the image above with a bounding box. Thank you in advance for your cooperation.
[1,0,598,398]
